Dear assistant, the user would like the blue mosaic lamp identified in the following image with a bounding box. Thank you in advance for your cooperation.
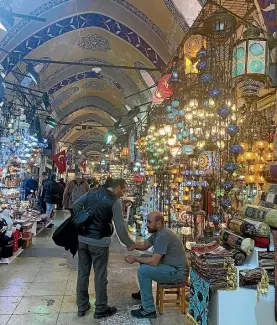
[172,100,180,108]
[166,105,173,113]
[226,124,239,135]
[232,26,270,97]
[196,61,208,71]
[222,180,234,192]
[224,162,238,173]
[176,121,185,129]
[196,47,209,60]
[200,73,212,83]
[230,144,244,155]
[167,113,175,121]
[209,88,221,97]
[219,198,232,209]
[217,105,230,118]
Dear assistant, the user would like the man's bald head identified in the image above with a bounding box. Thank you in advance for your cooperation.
[147,211,164,233]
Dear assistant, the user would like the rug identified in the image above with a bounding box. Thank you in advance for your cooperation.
[219,229,254,255]
[241,205,277,228]
[189,269,210,325]
[272,230,277,321]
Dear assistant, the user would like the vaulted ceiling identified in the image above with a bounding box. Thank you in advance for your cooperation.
[0,0,274,155]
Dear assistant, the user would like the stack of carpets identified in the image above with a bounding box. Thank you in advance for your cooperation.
[190,241,237,293]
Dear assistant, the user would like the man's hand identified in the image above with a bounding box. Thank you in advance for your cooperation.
[124,255,137,264]
[127,243,136,252]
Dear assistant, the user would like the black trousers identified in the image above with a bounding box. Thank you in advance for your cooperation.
[77,242,109,312]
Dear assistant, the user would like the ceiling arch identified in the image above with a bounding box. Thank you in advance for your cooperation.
[61,123,107,144]
[82,143,103,155]
[58,96,123,120]
[61,107,116,125]
[1,12,165,73]
[57,113,113,139]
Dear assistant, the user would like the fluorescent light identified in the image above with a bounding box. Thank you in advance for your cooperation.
[125,105,132,111]
[78,151,82,154]
[133,116,139,122]
[0,22,7,32]
[110,116,117,123]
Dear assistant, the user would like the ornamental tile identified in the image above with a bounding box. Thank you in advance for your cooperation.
[77,34,111,52]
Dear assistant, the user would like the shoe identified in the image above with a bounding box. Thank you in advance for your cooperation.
[131,307,157,319]
[78,302,91,317]
[94,306,117,319]
[131,291,141,300]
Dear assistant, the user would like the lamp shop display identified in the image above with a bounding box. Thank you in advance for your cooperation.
[0,105,48,262]
[132,4,276,325]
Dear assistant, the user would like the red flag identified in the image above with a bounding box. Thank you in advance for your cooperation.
[53,150,66,174]
[80,159,87,172]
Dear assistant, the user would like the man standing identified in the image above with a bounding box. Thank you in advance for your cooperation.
[125,211,188,319]
[63,172,89,216]
[73,179,134,319]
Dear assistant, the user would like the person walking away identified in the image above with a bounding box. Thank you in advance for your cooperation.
[24,174,38,199]
[43,174,61,220]
[57,178,66,210]
[125,211,188,319]
[39,172,48,213]
[63,173,89,216]
[73,179,134,319]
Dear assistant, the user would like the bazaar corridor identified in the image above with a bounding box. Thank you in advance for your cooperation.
[0,211,185,325]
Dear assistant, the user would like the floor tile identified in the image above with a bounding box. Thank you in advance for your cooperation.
[34,270,70,283]
[0,271,39,283]
[60,295,95,313]
[99,310,151,325]
[42,264,72,272]
[57,312,97,325]
[0,297,21,314]
[65,281,94,296]
[14,295,64,314]
[25,282,67,296]
[0,282,31,297]
[0,315,11,325]
[7,313,59,325]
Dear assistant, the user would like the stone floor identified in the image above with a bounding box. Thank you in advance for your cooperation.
[0,211,186,325]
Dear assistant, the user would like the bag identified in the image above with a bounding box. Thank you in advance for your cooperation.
[52,216,78,256]
[72,191,107,231]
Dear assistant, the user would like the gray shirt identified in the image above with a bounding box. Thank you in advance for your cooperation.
[147,227,187,273]
[75,191,133,248]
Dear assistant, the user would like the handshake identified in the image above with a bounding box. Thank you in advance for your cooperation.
[124,242,137,264]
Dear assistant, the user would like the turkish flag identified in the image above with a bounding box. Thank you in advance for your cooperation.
[53,150,66,174]
[80,159,87,172]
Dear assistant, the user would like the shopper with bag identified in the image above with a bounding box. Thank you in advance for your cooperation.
[73,179,134,319]
[63,173,89,216]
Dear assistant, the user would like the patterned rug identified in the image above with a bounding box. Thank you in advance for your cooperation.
[272,230,277,321]
[188,269,210,325]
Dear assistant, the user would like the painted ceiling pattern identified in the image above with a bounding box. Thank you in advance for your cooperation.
[77,34,111,52]
[47,71,123,95]
[51,87,80,107]
[83,80,106,91]
[2,12,165,73]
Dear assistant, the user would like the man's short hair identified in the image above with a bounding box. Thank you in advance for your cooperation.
[42,172,47,176]
[111,178,127,189]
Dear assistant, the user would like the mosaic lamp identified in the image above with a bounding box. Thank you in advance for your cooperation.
[232,25,271,98]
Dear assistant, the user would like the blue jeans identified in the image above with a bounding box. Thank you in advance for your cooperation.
[138,264,186,312]
[46,203,54,218]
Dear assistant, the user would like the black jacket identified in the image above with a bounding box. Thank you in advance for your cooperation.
[73,187,117,239]
[44,180,61,204]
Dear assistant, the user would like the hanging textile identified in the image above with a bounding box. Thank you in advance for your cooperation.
[272,230,277,321]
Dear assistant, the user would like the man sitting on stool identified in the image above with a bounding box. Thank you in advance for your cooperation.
[125,211,188,319]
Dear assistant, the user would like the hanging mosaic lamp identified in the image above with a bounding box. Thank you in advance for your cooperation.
[217,105,230,119]
[224,162,238,173]
[226,124,240,135]
[172,100,180,108]
[230,144,244,155]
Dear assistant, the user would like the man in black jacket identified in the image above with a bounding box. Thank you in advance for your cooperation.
[73,179,134,319]
[43,174,61,219]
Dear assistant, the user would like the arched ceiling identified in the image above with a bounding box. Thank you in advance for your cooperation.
[0,0,204,154]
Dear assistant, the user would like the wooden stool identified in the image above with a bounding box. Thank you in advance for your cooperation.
[156,282,188,315]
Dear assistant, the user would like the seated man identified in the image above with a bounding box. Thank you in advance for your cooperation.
[125,211,188,319]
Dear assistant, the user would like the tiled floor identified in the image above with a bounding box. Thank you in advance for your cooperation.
[0,211,186,325]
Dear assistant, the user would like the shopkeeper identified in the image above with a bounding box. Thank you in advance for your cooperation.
[125,211,188,319]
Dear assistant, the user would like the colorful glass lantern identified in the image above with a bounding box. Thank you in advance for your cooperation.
[232,26,270,97]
